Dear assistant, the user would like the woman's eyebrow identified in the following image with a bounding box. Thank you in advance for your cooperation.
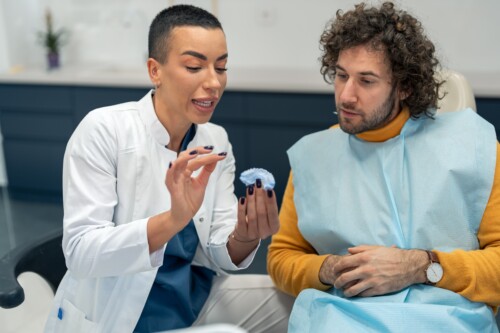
[181,50,228,62]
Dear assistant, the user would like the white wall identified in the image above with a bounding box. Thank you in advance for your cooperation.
[0,1,9,72]
[0,0,499,74]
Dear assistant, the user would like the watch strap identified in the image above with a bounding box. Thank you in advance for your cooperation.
[426,250,439,264]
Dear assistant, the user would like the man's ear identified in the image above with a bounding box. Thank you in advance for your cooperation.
[398,88,410,101]
[147,58,162,88]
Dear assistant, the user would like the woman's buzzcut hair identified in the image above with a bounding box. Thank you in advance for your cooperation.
[148,5,223,64]
[320,2,444,117]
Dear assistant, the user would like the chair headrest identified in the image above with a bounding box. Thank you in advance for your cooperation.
[436,69,476,113]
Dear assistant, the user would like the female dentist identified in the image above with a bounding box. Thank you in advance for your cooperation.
[44,5,293,333]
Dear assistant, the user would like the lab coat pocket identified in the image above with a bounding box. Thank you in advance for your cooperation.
[57,299,97,333]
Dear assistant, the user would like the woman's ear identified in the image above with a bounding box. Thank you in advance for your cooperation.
[147,58,162,89]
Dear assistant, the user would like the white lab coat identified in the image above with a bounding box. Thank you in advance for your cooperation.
[44,91,257,333]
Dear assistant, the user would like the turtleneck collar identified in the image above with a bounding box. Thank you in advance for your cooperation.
[355,106,410,142]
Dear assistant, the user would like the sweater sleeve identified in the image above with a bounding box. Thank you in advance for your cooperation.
[435,142,500,308]
[267,172,331,297]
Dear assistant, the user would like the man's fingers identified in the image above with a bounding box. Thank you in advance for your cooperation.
[333,254,362,275]
[343,280,372,298]
[347,245,378,254]
[333,266,360,289]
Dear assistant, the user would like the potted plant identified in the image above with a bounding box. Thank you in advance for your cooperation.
[38,9,67,70]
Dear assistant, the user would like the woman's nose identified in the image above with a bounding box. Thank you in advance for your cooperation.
[203,69,222,91]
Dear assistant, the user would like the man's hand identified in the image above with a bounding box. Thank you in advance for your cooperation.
[331,245,428,297]
[319,254,343,285]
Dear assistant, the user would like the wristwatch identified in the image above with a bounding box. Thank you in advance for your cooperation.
[424,250,443,285]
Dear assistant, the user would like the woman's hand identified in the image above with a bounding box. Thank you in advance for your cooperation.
[166,146,227,231]
[148,146,227,253]
[227,178,280,265]
[235,178,280,242]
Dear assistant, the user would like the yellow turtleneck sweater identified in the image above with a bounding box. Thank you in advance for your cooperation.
[267,108,500,310]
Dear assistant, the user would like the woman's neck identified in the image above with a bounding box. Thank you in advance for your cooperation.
[152,92,191,153]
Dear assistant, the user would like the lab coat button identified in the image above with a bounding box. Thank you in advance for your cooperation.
[199,217,204,222]
[58,307,63,320]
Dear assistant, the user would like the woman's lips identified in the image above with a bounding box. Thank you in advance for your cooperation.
[192,99,216,113]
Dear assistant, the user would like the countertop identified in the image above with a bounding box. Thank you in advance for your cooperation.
[0,66,499,97]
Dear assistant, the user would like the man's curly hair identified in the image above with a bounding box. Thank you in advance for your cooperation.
[320,2,444,117]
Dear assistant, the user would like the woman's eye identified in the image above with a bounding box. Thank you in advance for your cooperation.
[186,66,201,72]
[216,67,228,73]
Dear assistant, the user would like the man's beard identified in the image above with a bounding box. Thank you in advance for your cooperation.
[337,85,398,135]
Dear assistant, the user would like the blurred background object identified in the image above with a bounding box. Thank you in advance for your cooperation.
[37,8,68,70]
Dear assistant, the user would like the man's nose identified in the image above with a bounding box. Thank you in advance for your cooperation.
[339,79,357,105]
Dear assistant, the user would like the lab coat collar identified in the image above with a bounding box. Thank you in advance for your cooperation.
[138,89,171,147]
[137,90,200,149]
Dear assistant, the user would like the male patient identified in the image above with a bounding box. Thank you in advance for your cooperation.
[268,2,500,332]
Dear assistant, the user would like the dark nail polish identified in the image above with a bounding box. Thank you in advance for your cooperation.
[218,152,227,156]
[247,184,254,195]
[204,145,214,150]
[189,150,198,155]
[267,190,273,198]
[256,179,262,188]
[169,162,172,169]
[240,197,245,205]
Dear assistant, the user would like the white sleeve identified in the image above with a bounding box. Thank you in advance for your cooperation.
[62,112,163,279]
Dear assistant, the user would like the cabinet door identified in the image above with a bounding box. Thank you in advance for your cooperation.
[0,84,73,200]
[74,87,148,125]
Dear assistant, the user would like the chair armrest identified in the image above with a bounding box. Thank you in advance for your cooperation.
[0,228,65,308]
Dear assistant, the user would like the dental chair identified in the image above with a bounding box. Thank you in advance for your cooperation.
[436,68,476,113]
[0,229,64,309]
[0,228,65,332]
[431,69,500,327]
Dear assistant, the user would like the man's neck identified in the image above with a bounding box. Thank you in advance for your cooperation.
[355,107,410,142]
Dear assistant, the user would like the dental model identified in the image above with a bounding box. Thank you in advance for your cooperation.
[239,168,275,190]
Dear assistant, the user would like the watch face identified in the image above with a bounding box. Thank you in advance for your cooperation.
[427,262,443,283]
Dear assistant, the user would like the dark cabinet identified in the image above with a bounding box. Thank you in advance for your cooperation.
[0,84,336,203]
[0,85,73,200]
[1,83,499,204]
[0,84,149,201]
